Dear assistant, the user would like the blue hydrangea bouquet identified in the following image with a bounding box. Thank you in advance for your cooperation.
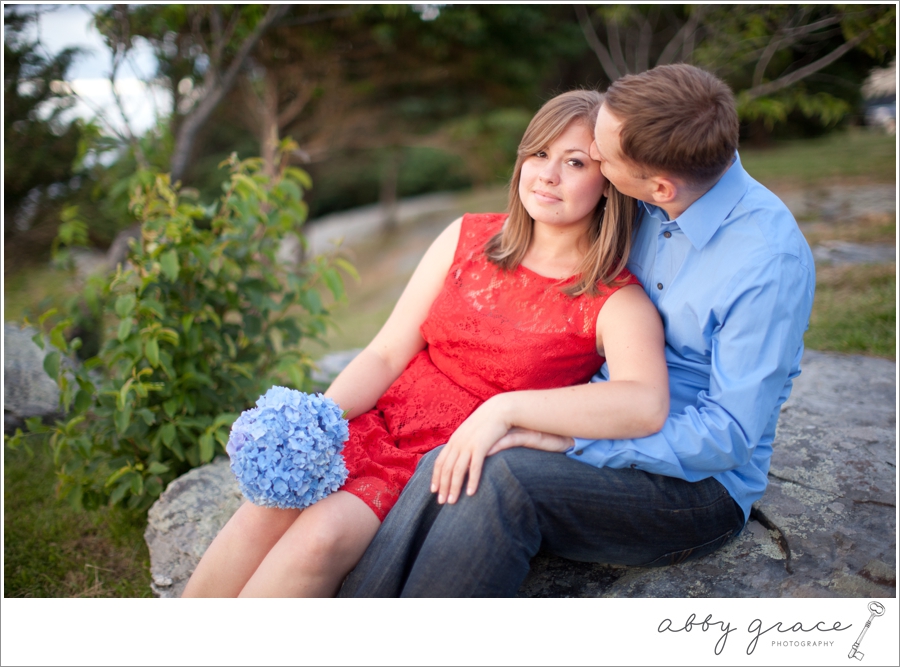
[226,386,350,509]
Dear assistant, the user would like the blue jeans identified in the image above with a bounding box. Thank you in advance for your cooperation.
[339,446,745,597]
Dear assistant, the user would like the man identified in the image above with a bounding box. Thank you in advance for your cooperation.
[338,64,815,597]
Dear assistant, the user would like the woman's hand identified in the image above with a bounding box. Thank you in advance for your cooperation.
[431,396,576,504]
[431,395,514,504]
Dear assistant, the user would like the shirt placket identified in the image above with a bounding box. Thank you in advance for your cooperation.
[651,221,681,306]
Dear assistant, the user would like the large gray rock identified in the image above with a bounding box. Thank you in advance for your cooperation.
[4,322,63,433]
[144,457,243,598]
[145,350,896,598]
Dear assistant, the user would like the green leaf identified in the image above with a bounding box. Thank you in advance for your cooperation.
[160,249,180,282]
[163,398,180,418]
[74,389,93,413]
[145,338,160,367]
[109,477,132,506]
[323,267,344,300]
[181,313,193,334]
[137,408,156,425]
[146,461,169,475]
[199,432,215,463]
[117,318,133,343]
[145,477,164,498]
[49,321,69,350]
[160,422,176,447]
[43,351,60,380]
[115,294,137,318]
[115,405,132,435]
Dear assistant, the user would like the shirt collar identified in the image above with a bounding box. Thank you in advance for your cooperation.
[639,153,752,251]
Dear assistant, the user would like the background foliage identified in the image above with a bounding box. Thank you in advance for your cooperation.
[8,144,353,510]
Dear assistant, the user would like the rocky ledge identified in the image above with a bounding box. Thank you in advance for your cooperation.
[145,349,896,598]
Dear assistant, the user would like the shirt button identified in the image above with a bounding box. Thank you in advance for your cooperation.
[656,283,663,290]
[630,463,638,469]
[663,231,672,238]
[575,449,583,456]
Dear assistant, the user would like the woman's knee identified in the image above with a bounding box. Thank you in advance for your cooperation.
[229,501,300,536]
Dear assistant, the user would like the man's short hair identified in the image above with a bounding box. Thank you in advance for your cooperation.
[604,64,739,187]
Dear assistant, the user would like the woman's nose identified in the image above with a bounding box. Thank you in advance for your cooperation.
[539,161,559,183]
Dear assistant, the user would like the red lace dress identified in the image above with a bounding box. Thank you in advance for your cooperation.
[340,213,640,520]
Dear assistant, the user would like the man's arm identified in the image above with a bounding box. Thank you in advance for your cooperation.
[568,252,814,480]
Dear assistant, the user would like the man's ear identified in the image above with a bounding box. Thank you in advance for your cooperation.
[648,176,678,205]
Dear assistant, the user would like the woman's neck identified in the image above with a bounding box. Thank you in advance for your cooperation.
[520,219,590,279]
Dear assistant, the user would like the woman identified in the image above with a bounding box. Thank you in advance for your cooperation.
[182,89,668,598]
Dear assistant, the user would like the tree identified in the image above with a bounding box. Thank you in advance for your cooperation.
[574,4,896,131]
[90,4,289,183]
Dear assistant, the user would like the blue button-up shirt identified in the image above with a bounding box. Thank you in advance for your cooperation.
[570,154,815,523]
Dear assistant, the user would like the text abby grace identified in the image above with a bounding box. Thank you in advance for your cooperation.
[657,613,852,655]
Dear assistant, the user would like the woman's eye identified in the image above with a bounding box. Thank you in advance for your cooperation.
[568,159,584,168]
[534,150,547,158]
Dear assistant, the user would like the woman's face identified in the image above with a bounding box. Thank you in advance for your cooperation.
[518,121,608,230]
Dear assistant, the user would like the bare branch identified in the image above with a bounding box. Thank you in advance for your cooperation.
[743,26,876,100]
[657,7,704,66]
[169,4,289,181]
[607,17,628,75]
[574,5,620,82]
[278,83,315,129]
[636,16,652,73]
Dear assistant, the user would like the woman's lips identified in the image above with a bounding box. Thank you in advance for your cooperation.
[533,190,561,203]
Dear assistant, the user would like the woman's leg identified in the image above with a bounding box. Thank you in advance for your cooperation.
[182,502,301,598]
[239,490,381,598]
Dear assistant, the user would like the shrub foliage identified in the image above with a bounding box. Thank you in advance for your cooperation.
[8,144,354,511]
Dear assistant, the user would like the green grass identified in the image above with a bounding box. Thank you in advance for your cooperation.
[805,263,896,360]
[3,441,153,597]
[740,128,897,187]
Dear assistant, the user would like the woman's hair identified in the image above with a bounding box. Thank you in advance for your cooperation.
[484,89,638,297]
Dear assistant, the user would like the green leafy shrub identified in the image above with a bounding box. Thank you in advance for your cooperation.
[8,143,355,511]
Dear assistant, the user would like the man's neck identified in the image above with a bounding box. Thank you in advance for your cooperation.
[653,161,732,220]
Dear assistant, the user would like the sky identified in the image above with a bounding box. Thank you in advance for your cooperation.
[10,3,168,135]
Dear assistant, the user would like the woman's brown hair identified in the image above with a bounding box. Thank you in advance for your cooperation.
[484,89,638,297]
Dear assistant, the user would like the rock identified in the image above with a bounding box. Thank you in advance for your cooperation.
[144,457,243,598]
[4,322,63,433]
[811,240,896,266]
[311,348,362,386]
[145,349,896,598]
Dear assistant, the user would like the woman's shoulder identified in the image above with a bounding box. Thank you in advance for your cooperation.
[460,212,507,234]
[592,265,642,300]
[457,212,507,253]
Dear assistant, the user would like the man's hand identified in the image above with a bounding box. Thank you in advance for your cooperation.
[487,427,574,456]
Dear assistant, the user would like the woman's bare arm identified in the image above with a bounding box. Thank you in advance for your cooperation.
[324,218,461,420]
[431,284,669,504]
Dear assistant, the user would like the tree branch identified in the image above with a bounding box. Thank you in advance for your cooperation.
[607,17,628,75]
[743,26,875,100]
[656,7,703,66]
[574,5,621,82]
[169,4,289,182]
